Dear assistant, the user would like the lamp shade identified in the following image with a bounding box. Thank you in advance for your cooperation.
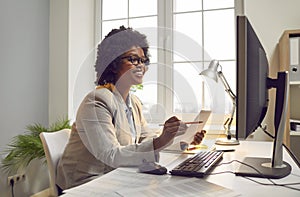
[200,59,220,82]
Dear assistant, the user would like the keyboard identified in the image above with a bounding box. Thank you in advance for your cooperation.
[170,151,223,178]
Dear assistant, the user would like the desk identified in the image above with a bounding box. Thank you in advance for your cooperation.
[62,140,300,197]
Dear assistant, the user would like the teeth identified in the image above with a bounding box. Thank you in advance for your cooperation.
[135,72,143,75]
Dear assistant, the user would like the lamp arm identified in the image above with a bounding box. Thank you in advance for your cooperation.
[218,71,236,139]
[217,71,236,101]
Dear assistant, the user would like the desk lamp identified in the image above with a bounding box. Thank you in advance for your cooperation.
[200,60,239,145]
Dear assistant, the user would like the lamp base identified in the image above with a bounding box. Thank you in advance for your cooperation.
[215,138,239,145]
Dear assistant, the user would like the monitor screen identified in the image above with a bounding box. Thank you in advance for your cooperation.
[235,15,291,179]
[236,15,269,139]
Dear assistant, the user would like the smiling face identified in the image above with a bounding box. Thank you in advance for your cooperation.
[115,46,148,88]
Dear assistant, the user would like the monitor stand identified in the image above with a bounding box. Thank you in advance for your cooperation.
[236,157,291,179]
[236,71,292,179]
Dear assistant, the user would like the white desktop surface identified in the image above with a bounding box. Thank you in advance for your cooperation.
[62,140,300,197]
[205,140,300,197]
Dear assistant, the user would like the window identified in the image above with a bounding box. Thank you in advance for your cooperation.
[97,0,242,123]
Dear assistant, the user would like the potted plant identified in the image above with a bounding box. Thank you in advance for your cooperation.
[1,118,71,174]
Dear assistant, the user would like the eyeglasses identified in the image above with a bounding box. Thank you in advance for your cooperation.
[121,55,150,66]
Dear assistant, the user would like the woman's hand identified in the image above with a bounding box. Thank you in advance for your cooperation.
[175,122,188,136]
[153,116,182,150]
[191,130,206,145]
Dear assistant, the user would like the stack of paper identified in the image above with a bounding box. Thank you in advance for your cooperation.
[63,169,240,197]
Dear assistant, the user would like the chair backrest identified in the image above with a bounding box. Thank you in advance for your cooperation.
[40,129,71,196]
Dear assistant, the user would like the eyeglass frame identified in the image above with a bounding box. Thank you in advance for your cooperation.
[120,55,150,66]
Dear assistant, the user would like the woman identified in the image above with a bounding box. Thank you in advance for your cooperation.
[56,26,205,190]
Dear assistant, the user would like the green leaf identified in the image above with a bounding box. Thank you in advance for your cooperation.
[1,117,71,174]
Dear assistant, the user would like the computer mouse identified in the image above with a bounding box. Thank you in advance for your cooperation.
[138,161,167,175]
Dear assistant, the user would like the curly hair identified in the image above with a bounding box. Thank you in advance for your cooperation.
[95,26,150,86]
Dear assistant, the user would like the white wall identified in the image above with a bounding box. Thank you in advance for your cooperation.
[0,0,49,154]
[244,0,300,140]
[0,0,95,195]
[49,0,95,124]
[68,0,96,123]
[49,0,69,124]
[0,0,50,196]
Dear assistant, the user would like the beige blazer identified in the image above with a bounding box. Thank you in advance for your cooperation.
[56,88,158,190]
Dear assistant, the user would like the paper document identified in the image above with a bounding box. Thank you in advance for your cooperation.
[63,169,171,197]
[63,169,240,197]
[162,138,216,154]
[117,177,240,197]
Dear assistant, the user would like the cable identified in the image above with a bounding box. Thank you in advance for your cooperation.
[233,158,300,191]
[241,176,300,191]
[10,179,15,197]
[283,144,300,168]
[208,171,236,175]
[259,124,300,168]
[208,160,300,192]
[208,128,300,192]
[230,159,278,185]
[214,160,236,166]
[210,160,271,179]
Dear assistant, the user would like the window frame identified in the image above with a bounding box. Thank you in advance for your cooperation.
[95,0,244,119]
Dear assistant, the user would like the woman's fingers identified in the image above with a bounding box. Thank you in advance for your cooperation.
[163,116,181,134]
[191,130,206,145]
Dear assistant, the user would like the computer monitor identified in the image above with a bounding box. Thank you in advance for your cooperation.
[236,15,291,178]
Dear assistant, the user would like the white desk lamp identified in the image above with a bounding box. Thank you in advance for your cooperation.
[200,60,239,145]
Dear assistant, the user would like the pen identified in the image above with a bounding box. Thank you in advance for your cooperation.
[158,121,203,126]
[186,147,198,151]
[186,144,208,151]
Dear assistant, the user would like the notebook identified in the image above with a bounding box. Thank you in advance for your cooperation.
[162,110,215,153]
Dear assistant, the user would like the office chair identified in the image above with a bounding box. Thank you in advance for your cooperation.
[40,129,71,196]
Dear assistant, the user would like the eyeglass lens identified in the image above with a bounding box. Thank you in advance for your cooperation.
[122,56,149,66]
